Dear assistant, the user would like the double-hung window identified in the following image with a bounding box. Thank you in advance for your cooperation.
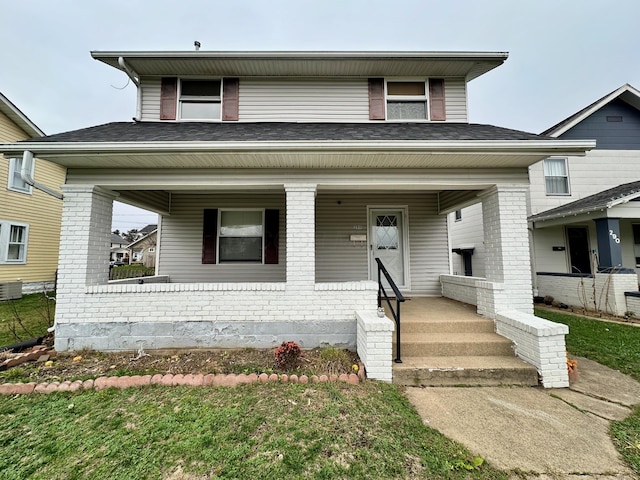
[543,158,570,195]
[219,210,264,262]
[7,157,33,194]
[386,81,428,120]
[202,208,279,265]
[179,79,221,120]
[0,221,28,263]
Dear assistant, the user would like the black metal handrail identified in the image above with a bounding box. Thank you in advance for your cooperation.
[375,258,405,363]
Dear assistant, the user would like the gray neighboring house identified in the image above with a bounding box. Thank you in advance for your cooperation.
[450,84,640,316]
[110,233,128,263]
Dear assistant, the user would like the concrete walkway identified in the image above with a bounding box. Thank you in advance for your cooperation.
[405,357,640,479]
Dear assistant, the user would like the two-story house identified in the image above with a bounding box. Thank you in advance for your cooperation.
[451,84,640,317]
[0,51,594,385]
[0,92,66,297]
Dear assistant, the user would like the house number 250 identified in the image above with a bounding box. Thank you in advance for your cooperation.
[609,229,621,243]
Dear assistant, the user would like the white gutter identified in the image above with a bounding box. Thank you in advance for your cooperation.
[117,57,140,87]
[2,139,598,156]
[20,151,64,200]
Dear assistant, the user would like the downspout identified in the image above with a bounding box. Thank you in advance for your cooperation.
[118,57,142,121]
[20,151,63,200]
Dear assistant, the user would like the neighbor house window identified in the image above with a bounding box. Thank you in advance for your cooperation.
[202,208,279,264]
[386,81,427,120]
[0,221,28,263]
[544,158,570,195]
[455,210,462,221]
[179,79,221,120]
[7,157,33,194]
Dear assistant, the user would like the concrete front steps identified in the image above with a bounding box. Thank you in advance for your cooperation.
[392,313,539,387]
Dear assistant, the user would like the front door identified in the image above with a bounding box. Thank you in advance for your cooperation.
[369,208,407,289]
[567,227,592,274]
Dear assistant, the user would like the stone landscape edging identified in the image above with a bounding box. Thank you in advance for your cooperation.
[0,371,363,395]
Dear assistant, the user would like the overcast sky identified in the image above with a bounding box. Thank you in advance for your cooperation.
[2,0,639,232]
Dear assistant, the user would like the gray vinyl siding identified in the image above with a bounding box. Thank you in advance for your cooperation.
[448,203,485,278]
[559,100,640,149]
[444,78,468,122]
[140,78,161,121]
[158,193,286,283]
[138,77,469,123]
[238,78,369,121]
[315,192,449,296]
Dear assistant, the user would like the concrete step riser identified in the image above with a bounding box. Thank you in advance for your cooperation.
[401,322,495,334]
[392,367,539,387]
[394,341,514,357]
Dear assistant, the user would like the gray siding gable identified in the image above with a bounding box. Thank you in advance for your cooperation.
[559,100,640,150]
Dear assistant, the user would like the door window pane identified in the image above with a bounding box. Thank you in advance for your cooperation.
[376,215,399,249]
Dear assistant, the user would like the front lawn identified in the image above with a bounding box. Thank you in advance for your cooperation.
[0,382,506,480]
[536,308,640,474]
[0,293,55,348]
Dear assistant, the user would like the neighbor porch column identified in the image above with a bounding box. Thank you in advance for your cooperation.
[284,184,317,291]
[478,185,533,316]
[55,185,118,350]
[594,217,623,271]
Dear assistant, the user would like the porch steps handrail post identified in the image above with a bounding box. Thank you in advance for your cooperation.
[375,257,405,363]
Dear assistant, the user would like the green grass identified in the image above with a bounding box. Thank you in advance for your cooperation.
[0,293,55,347]
[535,308,640,474]
[535,309,640,381]
[0,382,506,480]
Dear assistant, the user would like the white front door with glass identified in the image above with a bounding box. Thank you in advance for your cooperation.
[369,208,407,290]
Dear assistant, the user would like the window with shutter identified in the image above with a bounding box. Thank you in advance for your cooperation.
[202,208,279,264]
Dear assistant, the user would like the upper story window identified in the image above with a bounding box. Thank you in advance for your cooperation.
[7,157,33,194]
[0,220,28,264]
[386,81,428,120]
[543,158,570,195]
[179,80,222,120]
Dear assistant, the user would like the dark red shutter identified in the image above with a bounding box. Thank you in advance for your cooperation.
[368,78,385,120]
[264,209,279,264]
[202,209,218,264]
[429,78,446,121]
[160,78,178,120]
[222,78,240,121]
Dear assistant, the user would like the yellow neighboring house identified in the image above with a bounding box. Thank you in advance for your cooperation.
[0,92,66,295]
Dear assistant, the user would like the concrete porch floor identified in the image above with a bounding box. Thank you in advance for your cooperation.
[384,297,539,386]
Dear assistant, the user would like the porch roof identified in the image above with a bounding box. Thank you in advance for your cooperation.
[1,122,595,170]
[529,180,640,224]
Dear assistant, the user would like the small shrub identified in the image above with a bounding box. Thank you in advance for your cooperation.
[274,341,301,369]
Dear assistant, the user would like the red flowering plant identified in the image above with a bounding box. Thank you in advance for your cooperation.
[274,341,302,369]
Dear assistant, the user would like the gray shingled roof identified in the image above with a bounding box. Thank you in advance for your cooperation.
[26,122,553,143]
[529,180,640,223]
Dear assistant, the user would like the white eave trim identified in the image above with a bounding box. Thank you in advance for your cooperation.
[1,139,596,156]
[0,93,45,138]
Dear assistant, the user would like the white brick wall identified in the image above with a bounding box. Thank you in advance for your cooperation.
[440,274,481,306]
[536,272,638,316]
[285,184,316,289]
[480,186,533,315]
[495,310,569,388]
[356,311,395,382]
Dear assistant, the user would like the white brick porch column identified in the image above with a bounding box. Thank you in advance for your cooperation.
[285,184,317,291]
[479,186,533,316]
